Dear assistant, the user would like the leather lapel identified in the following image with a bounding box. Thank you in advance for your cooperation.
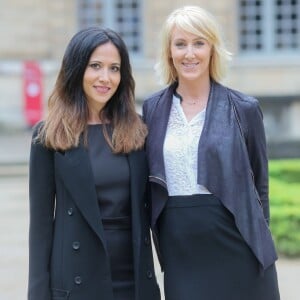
[197,81,238,190]
[146,84,175,181]
[54,145,107,249]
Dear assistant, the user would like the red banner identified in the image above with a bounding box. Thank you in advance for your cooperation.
[23,61,43,127]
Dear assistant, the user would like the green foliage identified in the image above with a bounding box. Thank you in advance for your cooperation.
[269,159,300,257]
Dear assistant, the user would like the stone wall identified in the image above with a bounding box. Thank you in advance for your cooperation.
[0,0,299,157]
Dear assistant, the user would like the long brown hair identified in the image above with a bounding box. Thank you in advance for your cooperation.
[38,27,147,153]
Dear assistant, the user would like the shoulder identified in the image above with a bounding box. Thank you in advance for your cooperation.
[142,84,175,122]
[29,122,55,167]
[225,86,265,140]
[142,86,170,123]
[31,120,44,139]
[225,86,263,126]
[226,86,260,114]
[30,121,55,154]
[143,86,170,107]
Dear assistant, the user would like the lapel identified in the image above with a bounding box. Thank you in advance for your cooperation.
[127,149,146,240]
[197,81,236,188]
[54,144,107,249]
[146,83,176,182]
[127,149,147,281]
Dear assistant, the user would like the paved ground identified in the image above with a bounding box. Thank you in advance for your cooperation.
[0,130,299,299]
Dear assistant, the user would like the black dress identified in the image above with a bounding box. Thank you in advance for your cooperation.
[87,124,134,300]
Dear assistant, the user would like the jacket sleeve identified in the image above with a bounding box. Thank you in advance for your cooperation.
[142,99,150,124]
[243,99,270,224]
[28,123,55,300]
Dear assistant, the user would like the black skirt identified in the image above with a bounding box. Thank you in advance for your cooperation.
[103,216,135,300]
[159,194,280,300]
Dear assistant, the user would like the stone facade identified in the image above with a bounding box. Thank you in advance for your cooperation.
[0,0,299,156]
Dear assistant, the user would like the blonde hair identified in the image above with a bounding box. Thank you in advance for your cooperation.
[155,6,232,85]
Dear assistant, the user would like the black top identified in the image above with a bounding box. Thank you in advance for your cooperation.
[87,124,131,226]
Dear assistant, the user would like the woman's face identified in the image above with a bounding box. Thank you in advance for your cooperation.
[83,42,121,115]
[170,27,212,83]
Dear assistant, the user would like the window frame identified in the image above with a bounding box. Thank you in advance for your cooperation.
[77,0,144,58]
[237,0,300,62]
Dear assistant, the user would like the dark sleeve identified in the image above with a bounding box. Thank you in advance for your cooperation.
[245,100,270,224]
[142,100,149,124]
[28,123,55,300]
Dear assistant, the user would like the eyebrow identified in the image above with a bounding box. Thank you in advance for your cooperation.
[89,60,121,65]
[173,37,206,41]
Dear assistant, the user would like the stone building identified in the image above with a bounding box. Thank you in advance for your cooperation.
[0,0,299,157]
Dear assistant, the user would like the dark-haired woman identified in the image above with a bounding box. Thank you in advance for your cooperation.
[28,27,160,300]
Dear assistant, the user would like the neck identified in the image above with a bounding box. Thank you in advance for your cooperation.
[87,108,102,125]
[176,78,211,106]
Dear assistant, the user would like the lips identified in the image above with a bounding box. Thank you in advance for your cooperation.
[182,62,199,68]
[94,86,110,93]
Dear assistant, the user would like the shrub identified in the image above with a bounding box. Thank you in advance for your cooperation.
[269,159,300,257]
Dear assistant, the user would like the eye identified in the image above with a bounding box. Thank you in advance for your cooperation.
[174,42,186,48]
[111,65,120,72]
[194,40,205,47]
[89,63,101,69]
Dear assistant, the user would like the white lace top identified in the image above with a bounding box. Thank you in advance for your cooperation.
[163,95,211,196]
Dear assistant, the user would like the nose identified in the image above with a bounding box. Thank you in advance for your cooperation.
[98,68,109,83]
[185,44,195,59]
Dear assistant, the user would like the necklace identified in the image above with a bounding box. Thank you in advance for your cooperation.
[174,90,200,105]
[182,99,199,105]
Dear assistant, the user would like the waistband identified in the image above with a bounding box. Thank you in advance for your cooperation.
[167,194,221,208]
[102,216,131,230]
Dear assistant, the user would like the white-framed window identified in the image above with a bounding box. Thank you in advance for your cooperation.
[77,0,142,55]
[239,0,300,55]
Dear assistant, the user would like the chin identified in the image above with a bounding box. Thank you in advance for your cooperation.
[181,75,201,82]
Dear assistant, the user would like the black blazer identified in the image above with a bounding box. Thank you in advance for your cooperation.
[143,80,277,272]
[28,124,161,300]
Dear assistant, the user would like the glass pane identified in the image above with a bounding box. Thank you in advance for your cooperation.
[239,0,264,51]
[114,0,141,53]
[274,0,299,49]
[78,0,104,27]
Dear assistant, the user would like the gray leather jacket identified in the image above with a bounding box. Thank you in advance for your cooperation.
[143,80,277,271]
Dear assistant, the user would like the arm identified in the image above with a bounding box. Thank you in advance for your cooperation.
[244,101,270,224]
[28,124,55,300]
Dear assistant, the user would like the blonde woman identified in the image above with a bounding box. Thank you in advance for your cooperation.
[143,6,280,300]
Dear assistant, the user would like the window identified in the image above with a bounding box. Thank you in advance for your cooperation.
[239,0,300,54]
[78,0,104,27]
[77,0,142,55]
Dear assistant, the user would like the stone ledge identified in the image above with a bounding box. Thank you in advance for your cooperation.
[268,141,300,159]
[0,164,28,178]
